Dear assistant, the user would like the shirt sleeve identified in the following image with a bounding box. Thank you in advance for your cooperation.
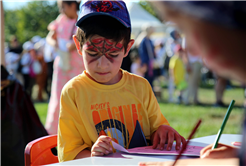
[143,79,170,135]
[58,84,90,162]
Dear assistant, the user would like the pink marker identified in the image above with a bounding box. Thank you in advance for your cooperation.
[231,142,241,146]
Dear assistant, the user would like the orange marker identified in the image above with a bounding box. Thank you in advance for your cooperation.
[107,127,116,153]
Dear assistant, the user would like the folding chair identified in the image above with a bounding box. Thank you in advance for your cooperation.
[25,134,58,166]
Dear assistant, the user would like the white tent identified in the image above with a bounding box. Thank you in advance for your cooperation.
[128,2,166,38]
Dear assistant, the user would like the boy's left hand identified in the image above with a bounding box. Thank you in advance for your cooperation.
[151,125,186,151]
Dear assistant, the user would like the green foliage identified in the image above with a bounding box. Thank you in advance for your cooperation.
[138,0,159,20]
[4,1,59,44]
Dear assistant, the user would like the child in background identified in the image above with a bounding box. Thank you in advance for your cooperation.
[140,1,246,166]
[169,44,187,104]
[58,0,186,162]
[130,48,147,77]
[45,1,85,135]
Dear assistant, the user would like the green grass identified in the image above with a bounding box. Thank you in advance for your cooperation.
[34,87,245,138]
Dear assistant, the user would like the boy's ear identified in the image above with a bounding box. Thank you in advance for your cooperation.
[73,35,82,55]
[124,39,135,57]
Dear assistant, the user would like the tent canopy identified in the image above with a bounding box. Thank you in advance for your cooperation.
[128,2,166,37]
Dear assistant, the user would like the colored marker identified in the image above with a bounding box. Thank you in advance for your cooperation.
[212,100,235,149]
[231,142,241,146]
[107,127,116,153]
[172,119,202,166]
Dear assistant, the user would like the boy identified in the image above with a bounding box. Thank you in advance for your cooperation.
[139,1,246,166]
[58,0,186,162]
[169,44,188,104]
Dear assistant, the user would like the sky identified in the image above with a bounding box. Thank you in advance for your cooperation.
[2,0,139,10]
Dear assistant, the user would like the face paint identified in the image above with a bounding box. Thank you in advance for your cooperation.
[83,36,123,63]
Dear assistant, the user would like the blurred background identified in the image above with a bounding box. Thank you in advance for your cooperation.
[1,0,245,142]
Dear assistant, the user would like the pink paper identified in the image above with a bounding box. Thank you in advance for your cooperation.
[111,141,202,156]
[127,145,203,156]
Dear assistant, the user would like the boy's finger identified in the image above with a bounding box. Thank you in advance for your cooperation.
[159,132,168,150]
[174,133,181,150]
[180,135,186,147]
[93,145,111,155]
[97,141,113,152]
[152,133,160,149]
[98,135,112,143]
[166,132,174,151]
[91,151,104,156]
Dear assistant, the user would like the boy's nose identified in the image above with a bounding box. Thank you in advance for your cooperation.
[97,55,109,69]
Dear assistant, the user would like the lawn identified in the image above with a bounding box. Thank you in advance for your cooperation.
[34,87,245,139]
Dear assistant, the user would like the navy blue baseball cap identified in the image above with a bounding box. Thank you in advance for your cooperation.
[76,0,131,30]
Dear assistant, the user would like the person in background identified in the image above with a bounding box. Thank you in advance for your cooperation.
[182,38,203,105]
[8,35,24,84]
[20,41,37,97]
[139,1,246,166]
[45,1,85,135]
[34,38,48,102]
[214,76,227,107]
[43,38,57,99]
[169,44,188,104]
[165,30,182,102]
[137,24,156,88]
[5,51,20,79]
[130,48,147,77]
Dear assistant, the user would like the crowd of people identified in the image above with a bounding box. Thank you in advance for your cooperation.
[5,35,55,101]
[5,0,245,111]
[128,26,243,107]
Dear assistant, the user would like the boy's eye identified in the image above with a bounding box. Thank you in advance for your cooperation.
[109,54,119,58]
[88,53,98,57]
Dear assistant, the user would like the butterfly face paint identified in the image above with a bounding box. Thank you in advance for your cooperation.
[83,36,124,63]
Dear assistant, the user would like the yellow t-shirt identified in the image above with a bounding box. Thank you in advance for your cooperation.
[169,54,186,85]
[58,69,169,162]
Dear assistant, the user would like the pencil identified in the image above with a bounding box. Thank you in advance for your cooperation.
[107,127,116,153]
[172,119,202,166]
[212,100,235,149]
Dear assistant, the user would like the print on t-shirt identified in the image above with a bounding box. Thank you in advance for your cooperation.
[92,102,146,149]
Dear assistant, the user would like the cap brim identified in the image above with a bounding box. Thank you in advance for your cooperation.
[76,12,130,28]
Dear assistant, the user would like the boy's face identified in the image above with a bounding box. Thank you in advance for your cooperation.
[75,34,134,85]
[162,7,246,83]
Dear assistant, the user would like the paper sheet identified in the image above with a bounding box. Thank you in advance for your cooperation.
[111,141,203,156]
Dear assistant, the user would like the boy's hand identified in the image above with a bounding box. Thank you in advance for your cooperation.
[200,143,238,159]
[151,125,186,151]
[91,135,113,157]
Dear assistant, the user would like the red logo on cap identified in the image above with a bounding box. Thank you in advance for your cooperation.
[91,1,121,12]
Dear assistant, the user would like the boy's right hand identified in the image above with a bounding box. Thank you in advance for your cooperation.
[91,135,113,157]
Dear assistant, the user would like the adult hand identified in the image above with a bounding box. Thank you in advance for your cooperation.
[91,135,113,157]
[200,143,238,159]
[151,125,186,151]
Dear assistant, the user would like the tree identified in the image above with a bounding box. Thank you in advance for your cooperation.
[4,1,59,44]
[138,0,164,23]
